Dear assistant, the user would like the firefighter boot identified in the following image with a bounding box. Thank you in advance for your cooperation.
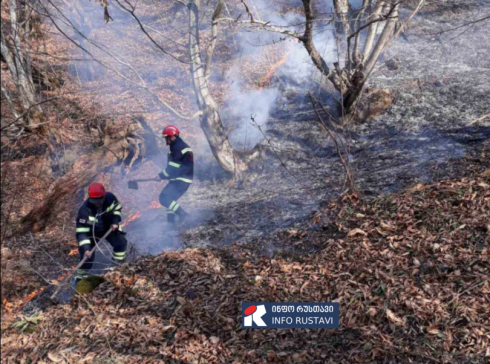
[73,269,89,288]
[112,254,127,265]
[176,207,188,226]
[167,211,176,233]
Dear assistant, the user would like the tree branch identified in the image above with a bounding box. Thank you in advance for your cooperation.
[1,97,59,131]
[362,3,399,78]
[39,0,200,120]
[0,22,19,81]
[114,0,190,64]
[239,19,301,39]
[352,0,368,66]
[39,0,146,85]
[428,15,490,36]
[204,0,222,81]
[348,1,397,69]
[393,0,425,39]
[466,114,489,126]
[1,84,23,123]
[348,4,395,43]
[309,93,355,193]
[300,0,335,82]
[362,0,384,60]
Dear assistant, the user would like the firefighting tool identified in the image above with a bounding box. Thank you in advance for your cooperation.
[127,178,162,190]
[50,227,113,302]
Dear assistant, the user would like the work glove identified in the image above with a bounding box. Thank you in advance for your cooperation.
[158,171,168,180]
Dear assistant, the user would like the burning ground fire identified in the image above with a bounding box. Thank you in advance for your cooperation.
[259,50,292,91]
[4,265,77,314]
[121,199,162,228]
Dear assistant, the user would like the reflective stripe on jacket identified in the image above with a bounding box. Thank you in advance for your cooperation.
[75,192,122,249]
[161,136,194,184]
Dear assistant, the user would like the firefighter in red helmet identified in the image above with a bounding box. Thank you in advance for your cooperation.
[74,182,128,281]
[157,125,193,228]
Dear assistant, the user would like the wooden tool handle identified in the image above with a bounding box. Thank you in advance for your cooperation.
[132,178,160,182]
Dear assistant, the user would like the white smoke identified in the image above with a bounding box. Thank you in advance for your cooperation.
[45,0,343,253]
[223,68,280,149]
[222,0,339,149]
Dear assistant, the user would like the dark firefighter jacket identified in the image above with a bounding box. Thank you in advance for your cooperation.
[75,192,122,253]
[159,136,194,183]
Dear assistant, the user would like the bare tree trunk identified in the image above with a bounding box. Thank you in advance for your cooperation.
[1,84,22,122]
[252,0,419,117]
[333,0,351,35]
[188,0,236,174]
[24,2,34,85]
[301,0,344,91]
[1,84,25,137]
[188,0,263,180]
[9,0,36,109]
[352,0,368,66]
[362,0,384,59]
[362,3,399,78]
[345,2,399,111]
[1,0,47,133]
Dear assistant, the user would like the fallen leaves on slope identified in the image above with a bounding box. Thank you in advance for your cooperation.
[1,175,489,364]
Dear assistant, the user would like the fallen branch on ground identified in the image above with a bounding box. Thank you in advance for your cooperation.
[309,93,356,194]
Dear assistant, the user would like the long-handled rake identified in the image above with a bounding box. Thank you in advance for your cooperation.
[128,178,161,190]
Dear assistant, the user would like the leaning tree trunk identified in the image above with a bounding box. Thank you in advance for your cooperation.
[188,0,263,182]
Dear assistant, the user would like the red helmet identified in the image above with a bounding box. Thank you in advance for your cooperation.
[88,182,106,198]
[162,125,179,137]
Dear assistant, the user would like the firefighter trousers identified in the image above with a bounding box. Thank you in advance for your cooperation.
[159,180,190,223]
[76,231,128,280]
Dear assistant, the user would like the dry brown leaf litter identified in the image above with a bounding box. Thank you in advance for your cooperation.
[2,175,489,364]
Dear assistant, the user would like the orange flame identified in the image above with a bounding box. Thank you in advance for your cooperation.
[148,200,161,209]
[127,211,142,223]
[120,199,162,227]
[121,211,142,227]
[259,50,292,91]
[69,248,78,256]
[16,266,78,311]
[23,288,46,303]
